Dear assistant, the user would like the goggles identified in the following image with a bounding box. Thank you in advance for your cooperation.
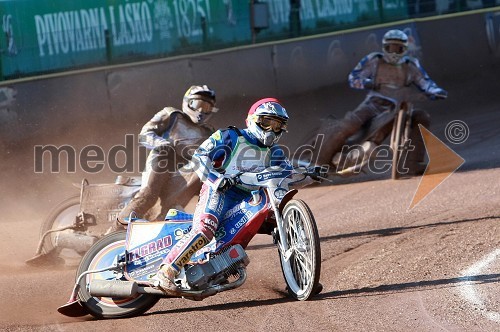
[383,43,407,55]
[189,99,217,114]
[257,116,287,133]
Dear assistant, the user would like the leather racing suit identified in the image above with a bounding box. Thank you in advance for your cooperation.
[160,127,291,273]
[315,52,445,174]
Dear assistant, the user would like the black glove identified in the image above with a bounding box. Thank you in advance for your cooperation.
[363,78,374,89]
[218,176,239,192]
[307,166,329,181]
[154,143,173,153]
[427,88,448,100]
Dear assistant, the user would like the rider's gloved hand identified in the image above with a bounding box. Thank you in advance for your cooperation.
[154,143,173,153]
[307,166,329,182]
[217,175,239,192]
[362,78,374,89]
[426,87,448,100]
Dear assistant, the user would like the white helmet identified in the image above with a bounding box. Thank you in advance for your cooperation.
[382,29,408,65]
[182,85,217,124]
[246,98,289,146]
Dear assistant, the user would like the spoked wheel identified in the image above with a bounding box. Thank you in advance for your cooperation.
[390,104,411,180]
[39,195,82,264]
[76,231,160,319]
[278,199,321,301]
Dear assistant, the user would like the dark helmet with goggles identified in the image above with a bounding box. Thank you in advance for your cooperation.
[382,29,408,65]
[246,98,289,146]
[182,85,218,124]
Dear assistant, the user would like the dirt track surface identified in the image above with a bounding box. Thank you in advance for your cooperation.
[1,78,500,331]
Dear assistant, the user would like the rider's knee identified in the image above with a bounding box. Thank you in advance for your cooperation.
[200,218,218,240]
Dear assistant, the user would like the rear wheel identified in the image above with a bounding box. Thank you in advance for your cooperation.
[278,199,321,301]
[39,195,82,263]
[76,231,160,318]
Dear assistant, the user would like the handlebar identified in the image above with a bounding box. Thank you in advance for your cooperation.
[232,165,331,188]
[370,84,447,104]
[427,91,448,100]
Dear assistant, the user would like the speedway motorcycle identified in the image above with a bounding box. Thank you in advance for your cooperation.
[303,85,447,179]
[57,166,322,319]
[27,168,199,266]
[26,175,142,266]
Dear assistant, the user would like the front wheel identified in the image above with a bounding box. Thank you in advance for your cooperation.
[76,231,160,318]
[391,105,410,180]
[278,199,321,301]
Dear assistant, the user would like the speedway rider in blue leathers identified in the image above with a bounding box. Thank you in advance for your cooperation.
[315,29,447,175]
[152,98,307,295]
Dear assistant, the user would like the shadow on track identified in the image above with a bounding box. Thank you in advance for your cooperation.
[143,296,293,317]
[247,215,500,251]
[316,273,500,300]
[137,273,500,316]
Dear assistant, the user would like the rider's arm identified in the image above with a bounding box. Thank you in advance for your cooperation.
[190,129,237,190]
[138,107,177,150]
[406,57,445,96]
[348,53,380,90]
[269,146,318,189]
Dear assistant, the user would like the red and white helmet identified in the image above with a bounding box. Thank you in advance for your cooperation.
[182,85,217,124]
[246,98,289,146]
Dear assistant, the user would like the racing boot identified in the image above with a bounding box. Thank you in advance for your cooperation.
[151,265,181,296]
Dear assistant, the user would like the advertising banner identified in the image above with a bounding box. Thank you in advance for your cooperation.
[0,0,407,79]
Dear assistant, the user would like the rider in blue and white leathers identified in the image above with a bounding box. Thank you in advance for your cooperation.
[315,29,447,175]
[152,98,300,295]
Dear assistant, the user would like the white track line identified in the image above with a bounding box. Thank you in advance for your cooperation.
[459,248,500,323]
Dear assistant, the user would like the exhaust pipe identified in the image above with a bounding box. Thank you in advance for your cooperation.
[55,231,97,253]
[88,268,247,299]
[89,280,140,297]
[89,280,175,297]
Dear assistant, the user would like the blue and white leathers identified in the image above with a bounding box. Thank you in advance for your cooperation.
[348,52,443,95]
[193,127,288,191]
[161,127,288,272]
[312,51,446,167]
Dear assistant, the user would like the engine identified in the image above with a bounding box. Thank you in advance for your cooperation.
[185,244,250,290]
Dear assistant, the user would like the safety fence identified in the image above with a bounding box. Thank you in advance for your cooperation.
[0,0,497,80]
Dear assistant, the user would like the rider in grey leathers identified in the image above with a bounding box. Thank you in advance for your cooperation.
[117,85,218,224]
[314,29,447,175]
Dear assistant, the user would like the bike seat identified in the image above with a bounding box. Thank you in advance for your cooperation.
[165,209,193,221]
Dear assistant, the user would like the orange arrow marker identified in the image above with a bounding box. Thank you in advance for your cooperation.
[409,125,465,209]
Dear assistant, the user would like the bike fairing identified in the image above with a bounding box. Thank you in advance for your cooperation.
[123,197,269,281]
